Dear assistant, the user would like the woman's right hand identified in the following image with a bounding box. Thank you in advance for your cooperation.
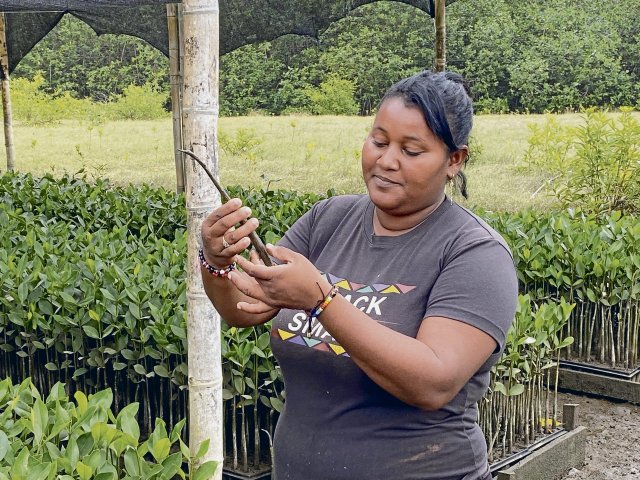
[201,198,259,269]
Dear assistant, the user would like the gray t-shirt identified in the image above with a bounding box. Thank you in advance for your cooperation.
[271,195,518,480]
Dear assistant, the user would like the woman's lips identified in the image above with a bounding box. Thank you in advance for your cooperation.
[372,175,401,187]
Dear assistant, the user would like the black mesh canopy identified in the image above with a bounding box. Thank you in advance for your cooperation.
[1,0,452,74]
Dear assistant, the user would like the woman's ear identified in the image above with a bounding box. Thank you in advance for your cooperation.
[447,146,468,177]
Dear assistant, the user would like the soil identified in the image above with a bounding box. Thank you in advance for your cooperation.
[557,391,640,480]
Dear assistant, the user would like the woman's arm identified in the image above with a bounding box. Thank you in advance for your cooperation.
[232,244,505,410]
[314,294,496,410]
[200,199,279,327]
[201,266,278,327]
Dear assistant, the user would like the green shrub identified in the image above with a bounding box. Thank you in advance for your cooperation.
[11,76,92,125]
[525,108,640,216]
[305,75,359,116]
[0,378,216,480]
[11,76,168,123]
[107,84,169,121]
[218,128,265,169]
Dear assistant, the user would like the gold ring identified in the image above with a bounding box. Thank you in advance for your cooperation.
[222,236,231,249]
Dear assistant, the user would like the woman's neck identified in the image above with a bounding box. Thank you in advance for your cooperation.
[373,195,446,237]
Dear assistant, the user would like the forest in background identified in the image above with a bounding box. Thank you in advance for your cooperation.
[13,0,640,116]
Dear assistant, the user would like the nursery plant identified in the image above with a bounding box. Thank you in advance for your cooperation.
[0,377,217,480]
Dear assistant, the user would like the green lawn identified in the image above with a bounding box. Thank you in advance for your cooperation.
[0,112,608,212]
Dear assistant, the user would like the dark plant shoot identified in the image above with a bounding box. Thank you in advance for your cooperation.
[179,149,273,266]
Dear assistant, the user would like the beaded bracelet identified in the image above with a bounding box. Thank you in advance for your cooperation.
[198,248,236,278]
[306,284,339,337]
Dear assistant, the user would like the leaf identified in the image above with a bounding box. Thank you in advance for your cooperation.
[0,431,9,462]
[559,336,575,349]
[31,398,48,446]
[151,437,171,463]
[76,432,94,458]
[192,461,219,480]
[232,376,244,395]
[73,368,89,380]
[169,419,186,443]
[123,447,140,477]
[76,461,93,480]
[508,384,525,396]
[94,473,117,480]
[118,413,140,444]
[83,325,101,339]
[65,435,80,470]
[18,281,29,304]
[194,438,210,462]
[59,292,76,305]
[154,364,169,378]
[113,362,127,371]
[493,382,507,396]
[179,440,190,461]
[160,452,183,480]
[270,397,284,413]
[91,421,108,443]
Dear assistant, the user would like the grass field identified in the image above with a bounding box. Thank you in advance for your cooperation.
[0,112,603,212]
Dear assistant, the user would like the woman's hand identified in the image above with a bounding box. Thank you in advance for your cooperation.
[200,198,259,268]
[230,244,331,313]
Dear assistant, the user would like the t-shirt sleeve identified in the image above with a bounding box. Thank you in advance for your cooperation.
[277,199,328,257]
[423,237,518,350]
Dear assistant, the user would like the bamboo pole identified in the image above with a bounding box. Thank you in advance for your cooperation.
[167,4,185,193]
[0,13,15,171]
[181,0,223,477]
[434,0,446,72]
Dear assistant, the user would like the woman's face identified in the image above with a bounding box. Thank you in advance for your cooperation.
[362,97,462,219]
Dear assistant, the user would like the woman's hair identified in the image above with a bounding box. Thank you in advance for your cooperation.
[379,70,473,198]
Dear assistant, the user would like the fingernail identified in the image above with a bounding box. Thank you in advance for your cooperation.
[230,198,241,207]
[242,207,252,216]
[266,243,274,248]
[251,218,259,226]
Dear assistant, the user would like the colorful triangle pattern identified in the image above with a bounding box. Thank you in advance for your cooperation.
[320,272,415,295]
[273,328,350,357]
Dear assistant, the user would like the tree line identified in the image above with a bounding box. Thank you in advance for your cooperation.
[14,0,640,115]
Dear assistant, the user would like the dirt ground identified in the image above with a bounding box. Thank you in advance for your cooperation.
[557,391,640,480]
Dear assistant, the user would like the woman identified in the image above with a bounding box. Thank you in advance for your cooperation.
[200,71,518,480]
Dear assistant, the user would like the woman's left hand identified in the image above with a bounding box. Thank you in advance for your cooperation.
[229,244,329,314]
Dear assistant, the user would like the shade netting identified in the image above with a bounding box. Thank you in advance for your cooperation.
[0,0,454,74]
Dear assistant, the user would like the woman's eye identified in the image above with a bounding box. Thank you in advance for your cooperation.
[372,139,387,148]
[403,148,421,157]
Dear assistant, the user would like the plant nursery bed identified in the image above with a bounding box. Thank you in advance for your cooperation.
[561,360,640,381]
[222,464,272,480]
[559,362,640,405]
[492,426,587,480]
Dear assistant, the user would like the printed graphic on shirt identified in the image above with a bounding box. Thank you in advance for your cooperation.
[272,272,416,357]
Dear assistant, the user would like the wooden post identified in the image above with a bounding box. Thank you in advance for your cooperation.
[434,0,446,72]
[563,404,580,431]
[167,3,185,193]
[181,0,223,477]
[0,13,15,171]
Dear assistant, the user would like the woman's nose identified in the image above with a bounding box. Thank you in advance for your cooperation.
[376,145,401,170]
